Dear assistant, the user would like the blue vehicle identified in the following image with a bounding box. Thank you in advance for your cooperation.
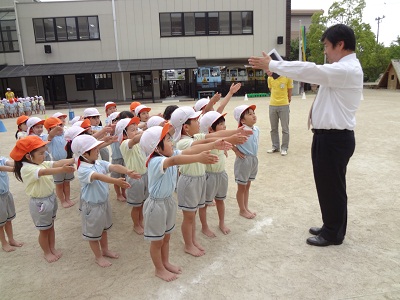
[196,67,222,88]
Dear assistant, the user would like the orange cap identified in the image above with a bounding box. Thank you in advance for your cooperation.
[16,115,29,126]
[80,119,91,128]
[10,135,49,161]
[130,101,141,112]
[44,117,62,130]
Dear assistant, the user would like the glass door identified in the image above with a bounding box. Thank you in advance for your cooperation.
[130,72,153,100]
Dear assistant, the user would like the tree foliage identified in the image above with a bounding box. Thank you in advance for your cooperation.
[291,0,400,82]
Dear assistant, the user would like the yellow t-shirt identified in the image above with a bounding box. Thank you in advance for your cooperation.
[205,149,225,173]
[120,140,147,175]
[176,133,206,176]
[5,91,14,100]
[268,76,293,106]
[21,161,55,198]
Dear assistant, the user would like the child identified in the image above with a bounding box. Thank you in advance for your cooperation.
[17,99,24,117]
[104,102,117,126]
[27,117,46,140]
[15,115,29,140]
[71,135,140,267]
[0,100,5,119]
[129,101,141,116]
[38,96,45,115]
[163,105,178,121]
[23,97,32,116]
[52,112,68,129]
[11,136,75,262]
[233,104,259,219]
[139,124,224,281]
[0,156,23,252]
[44,117,75,208]
[135,104,151,130]
[194,83,241,114]
[115,117,148,234]
[147,116,166,129]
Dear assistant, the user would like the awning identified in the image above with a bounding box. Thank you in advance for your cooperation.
[0,57,198,78]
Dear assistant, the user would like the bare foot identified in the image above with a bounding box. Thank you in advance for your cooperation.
[51,248,63,259]
[201,227,216,238]
[193,240,205,252]
[9,239,24,247]
[184,245,205,257]
[155,269,178,282]
[44,252,59,263]
[102,249,119,259]
[95,256,112,267]
[164,262,182,274]
[2,243,16,252]
[240,210,256,219]
[66,200,75,207]
[219,224,231,235]
[247,209,256,217]
[133,225,144,235]
[61,201,71,208]
[116,195,126,202]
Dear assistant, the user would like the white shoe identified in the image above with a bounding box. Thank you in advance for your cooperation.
[267,149,279,154]
[281,150,287,156]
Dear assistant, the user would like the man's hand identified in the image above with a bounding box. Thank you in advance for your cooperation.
[248,51,272,71]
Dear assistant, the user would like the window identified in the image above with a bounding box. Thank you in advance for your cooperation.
[0,16,19,53]
[159,11,252,37]
[76,73,113,91]
[33,16,100,43]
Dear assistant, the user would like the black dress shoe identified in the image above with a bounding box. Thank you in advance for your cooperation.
[306,235,343,247]
[309,227,322,235]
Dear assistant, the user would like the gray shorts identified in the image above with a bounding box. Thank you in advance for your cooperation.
[205,171,228,203]
[126,173,149,207]
[110,158,125,178]
[234,156,258,185]
[81,200,112,241]
[0,192,16,226]
[53,172,75,184]
[177,174,206,211]
[29,193,58,230]
[100,147,109,161]
[143,196,177,241]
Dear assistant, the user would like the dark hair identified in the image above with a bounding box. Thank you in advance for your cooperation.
[163,105,179,121]
[211,116,225,132]
[321,24,356,51]
[13,148,39,182]
[116,110,134,120]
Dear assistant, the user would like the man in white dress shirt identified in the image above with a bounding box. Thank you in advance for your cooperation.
[249,24,363,247]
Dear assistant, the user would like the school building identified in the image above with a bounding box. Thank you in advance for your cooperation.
[0,0,292,108]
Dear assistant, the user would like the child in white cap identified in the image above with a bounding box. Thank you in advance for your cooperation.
[139,124,225,281]
[104,102,117,126]
[38,96,45,115]
[115,117,147,234]
[71,135,140,267]
[135,104,151,130]
[232,104,259,219]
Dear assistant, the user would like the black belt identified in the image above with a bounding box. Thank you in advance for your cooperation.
[312,129,353,134]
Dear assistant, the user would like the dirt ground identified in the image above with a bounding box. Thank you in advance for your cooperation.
[0,89,399,300]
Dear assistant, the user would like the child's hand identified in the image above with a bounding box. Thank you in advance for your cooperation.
[116,178,131,189]
[229,82,241,95]
[52,126,64,136]
[126,170,141,179]
[229,133,248,145]
[232,146,245,159]
[198,151,219,164]
[210,92,221,104]
[237,126,253,136]
[104,126,114,134]
[213,139,232,151]
[103,135,118,143]
[62,164,76,173]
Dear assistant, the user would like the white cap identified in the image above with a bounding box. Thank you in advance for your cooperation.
[147,116,165,128]
[107,112,120,124]
[233,104,256,127]
[194,98,210,112]
[134,104,151,117]
[139,124,170,166]
[83,108,101,118]
[170,106,201,142]
[69,116,81,125]
[71,135,104,158]
[104,101,116,110]
[199,111,227,134]
[7,88,10,91]
[52,112,67,119]
[27,117,44,134]
[73,121,83,127]
[64,126,88,141]
[114,117,140,143]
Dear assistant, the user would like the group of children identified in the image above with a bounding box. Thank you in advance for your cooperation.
[0,95,46,119]
[0,82,260,282]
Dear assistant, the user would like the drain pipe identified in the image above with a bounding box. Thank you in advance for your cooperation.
[14,0,28,97]
[112,0,126,101]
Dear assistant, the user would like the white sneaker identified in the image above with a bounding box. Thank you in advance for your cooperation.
[281,150,287,156]
[267,149,279,154]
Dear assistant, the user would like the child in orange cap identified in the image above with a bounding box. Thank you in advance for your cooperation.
[11,136,75,263]
[15,115,29,140]
[44,117,75,208]
[129,101,141,116]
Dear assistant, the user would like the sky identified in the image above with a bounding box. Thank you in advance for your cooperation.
[292,0,400,46]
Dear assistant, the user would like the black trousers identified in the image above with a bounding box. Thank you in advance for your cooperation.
[311,129,355,242]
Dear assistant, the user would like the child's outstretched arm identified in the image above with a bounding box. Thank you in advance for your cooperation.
[91,172,131,189]
[38,163,75,176]
[205,126,253,139]
[109,164,141,179]
[0,165,13,172]
[216,83,241,114]
[127,131,143,148]
[53,158,75,167]
[163,150,219,169]
[184,139,232,154]
[47,126,64,141]
[203,92,221,113]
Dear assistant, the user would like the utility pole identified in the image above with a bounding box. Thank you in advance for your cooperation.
[375,15,385,43]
